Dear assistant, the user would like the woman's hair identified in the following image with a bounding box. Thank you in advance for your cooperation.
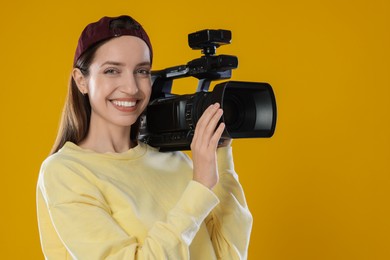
[50,40,140,154]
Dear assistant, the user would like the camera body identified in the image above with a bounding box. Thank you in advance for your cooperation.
[139,29,277,151]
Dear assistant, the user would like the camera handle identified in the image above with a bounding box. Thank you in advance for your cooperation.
[196,70,232,92]
[151,68,233,99]
[151,54,235,98]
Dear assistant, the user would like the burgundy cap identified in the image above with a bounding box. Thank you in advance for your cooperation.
[73,15,153,66]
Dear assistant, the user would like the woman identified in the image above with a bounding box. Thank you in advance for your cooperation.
[37,15,252,259]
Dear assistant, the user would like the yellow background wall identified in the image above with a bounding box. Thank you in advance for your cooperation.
[1,0,389,259]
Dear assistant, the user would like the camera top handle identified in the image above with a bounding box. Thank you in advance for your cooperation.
[151,29,238,98]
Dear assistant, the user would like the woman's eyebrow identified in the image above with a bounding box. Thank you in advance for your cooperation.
[100,61,125,67]
[100,61,151,67]
[137,62,151,67]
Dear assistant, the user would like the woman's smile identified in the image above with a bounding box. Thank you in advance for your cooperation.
[110,98,139,112]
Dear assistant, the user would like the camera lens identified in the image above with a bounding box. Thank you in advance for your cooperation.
[223,94,245,131]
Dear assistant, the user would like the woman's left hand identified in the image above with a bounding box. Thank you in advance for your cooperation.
[191,103,225,189]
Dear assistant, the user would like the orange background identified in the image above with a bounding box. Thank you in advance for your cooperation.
[1,0,389,259]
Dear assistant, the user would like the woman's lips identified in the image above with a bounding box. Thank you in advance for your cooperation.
[111,99,138,112]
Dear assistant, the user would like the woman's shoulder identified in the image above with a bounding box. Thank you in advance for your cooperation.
[39,143,81,177]
[41,142,81,164]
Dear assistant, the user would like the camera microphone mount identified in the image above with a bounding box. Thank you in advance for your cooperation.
[152,29,238,97]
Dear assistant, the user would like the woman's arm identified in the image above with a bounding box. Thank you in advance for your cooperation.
[190,104,253,259]
[205,146,253,259]
[38,160,219,260]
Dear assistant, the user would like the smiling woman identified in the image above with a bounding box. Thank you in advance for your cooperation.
[36,15,253,259]
[72,36,152,150]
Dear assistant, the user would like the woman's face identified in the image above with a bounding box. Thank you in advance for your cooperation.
[82,36,152,129]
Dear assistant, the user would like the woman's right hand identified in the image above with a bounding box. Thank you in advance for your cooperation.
[191,103,225,189]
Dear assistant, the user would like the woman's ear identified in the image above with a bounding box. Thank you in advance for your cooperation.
[72,68,88,95]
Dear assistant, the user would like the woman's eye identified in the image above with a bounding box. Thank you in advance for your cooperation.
[136,68,151,76]
[104,68,119,74]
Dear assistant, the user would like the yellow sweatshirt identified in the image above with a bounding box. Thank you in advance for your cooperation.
[37,142,252,259]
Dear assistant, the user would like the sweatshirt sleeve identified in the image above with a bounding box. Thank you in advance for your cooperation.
[205,146,253,260]
[37,159,219,260]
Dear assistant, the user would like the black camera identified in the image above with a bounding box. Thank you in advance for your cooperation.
[139,29,277,151]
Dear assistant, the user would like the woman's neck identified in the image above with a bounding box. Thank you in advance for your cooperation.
[79,122,134,153]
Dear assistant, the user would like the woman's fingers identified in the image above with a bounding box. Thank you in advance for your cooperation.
[191,103,225,189]
[192,103,224,148]
[210,122,226,149]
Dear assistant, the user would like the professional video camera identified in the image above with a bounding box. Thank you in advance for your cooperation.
[139,29,277,151]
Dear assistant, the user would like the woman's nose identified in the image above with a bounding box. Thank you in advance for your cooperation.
[119,72,139,95]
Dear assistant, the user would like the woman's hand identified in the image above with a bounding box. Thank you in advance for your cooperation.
[191,103,225,189]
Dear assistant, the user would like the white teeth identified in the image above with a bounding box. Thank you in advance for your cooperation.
[112,100,136,107]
